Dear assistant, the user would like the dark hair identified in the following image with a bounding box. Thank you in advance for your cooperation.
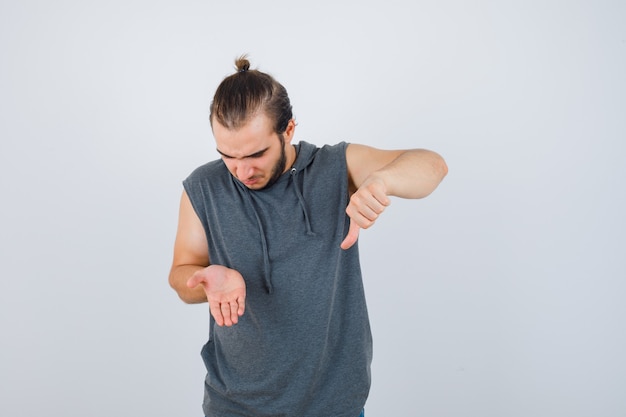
[209,55,293,134]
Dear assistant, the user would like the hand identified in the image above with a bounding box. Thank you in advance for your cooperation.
[341,176,390,250]
[187,265,246,326]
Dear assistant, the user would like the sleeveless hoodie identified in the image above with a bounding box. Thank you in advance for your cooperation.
[183,141,372,417]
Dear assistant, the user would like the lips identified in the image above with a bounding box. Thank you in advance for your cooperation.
[243,177,260,186]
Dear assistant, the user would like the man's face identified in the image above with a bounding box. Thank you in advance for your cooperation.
[213,113,290,190]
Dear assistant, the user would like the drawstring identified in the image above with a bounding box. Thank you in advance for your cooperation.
[238,165,315,294]
[290,168,315,236]
[241,190,274,294]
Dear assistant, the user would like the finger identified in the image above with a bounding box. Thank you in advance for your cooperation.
[209,303,224,326]
[355,204,381,223]
[229,301,241,324]
[372,189,391,207]
[348,193,387,226]
[362,192,390,217]
[221,303,233,326]
[237,295,246,317]
[366,179,391,206]
[340,219,360,250]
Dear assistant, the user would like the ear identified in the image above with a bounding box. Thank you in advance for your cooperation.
[283,119,296,143]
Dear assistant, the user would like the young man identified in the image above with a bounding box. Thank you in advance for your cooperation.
[169,56,447,417]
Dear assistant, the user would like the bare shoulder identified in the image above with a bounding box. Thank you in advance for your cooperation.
[345,143,404,192]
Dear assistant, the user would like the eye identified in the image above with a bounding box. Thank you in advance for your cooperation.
[248,150,266,159]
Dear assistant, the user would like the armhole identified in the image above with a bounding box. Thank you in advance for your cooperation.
[182,179,211,242]
[341,142,357,196]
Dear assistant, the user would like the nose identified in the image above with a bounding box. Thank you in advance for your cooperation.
[235,159,254,179]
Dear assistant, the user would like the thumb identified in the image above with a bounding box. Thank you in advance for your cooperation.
[340,219,360,250]
[186,271,206,289]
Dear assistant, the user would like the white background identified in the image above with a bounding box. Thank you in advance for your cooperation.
[1,1,625,416]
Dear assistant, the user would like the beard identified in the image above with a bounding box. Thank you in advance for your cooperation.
[260,134,287,190]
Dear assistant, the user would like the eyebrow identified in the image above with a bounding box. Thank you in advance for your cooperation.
[216,147,270,159]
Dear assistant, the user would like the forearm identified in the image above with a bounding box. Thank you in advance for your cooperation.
[375,149,447,199]
[169,264,208,304]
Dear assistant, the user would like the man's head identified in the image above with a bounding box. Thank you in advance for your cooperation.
[210,56,296,190]
[210,55,293,136]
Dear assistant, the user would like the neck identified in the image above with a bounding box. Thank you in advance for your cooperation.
[285,144,297,171]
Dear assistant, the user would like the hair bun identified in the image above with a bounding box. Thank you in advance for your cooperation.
[235,55,251,73]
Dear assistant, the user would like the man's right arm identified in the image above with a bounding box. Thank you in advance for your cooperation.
[169,190,247,326]
[168,190,210,304]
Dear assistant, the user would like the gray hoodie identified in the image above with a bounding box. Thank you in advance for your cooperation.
[183,141,372,417]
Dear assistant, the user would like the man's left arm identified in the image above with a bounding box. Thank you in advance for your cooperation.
[341,144,448,249]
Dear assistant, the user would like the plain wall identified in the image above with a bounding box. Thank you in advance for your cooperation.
[1,1,625,416]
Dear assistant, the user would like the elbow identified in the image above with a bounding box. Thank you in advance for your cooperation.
[168,269,191,304]
[168,277,185,302]
[176,293,196,305]
[169,267,206,304]
[438,155,448,180]
[417,153,448,198]
[427,152,448,190]
[169,281,196,304]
